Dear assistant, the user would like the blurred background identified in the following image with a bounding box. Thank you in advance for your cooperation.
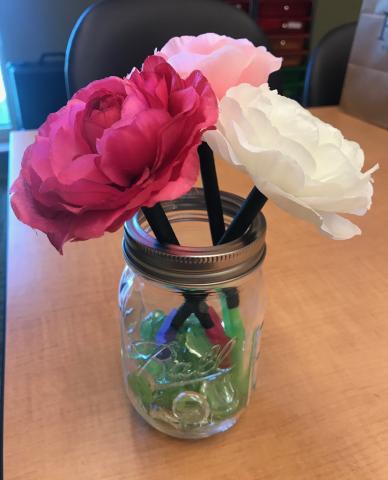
[0,0,362,136]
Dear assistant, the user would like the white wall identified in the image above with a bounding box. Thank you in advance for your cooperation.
[311,0,363,48]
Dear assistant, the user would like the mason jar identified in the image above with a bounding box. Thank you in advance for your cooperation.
[118,189,266,439]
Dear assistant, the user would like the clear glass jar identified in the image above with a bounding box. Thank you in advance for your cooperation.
[119,189,266,439]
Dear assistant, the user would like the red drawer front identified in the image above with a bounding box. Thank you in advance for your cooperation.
[259,1,312,18]
[270,36,306,51]
[258,18,310,34]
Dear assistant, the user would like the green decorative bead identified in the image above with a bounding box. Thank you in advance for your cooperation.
[140,310,165,341]
[143,358,166,382]
[184,313,201,330]
[128,341,159,363]
[152,386,184,410]
[185,323,212,359]
[127,373,153,409]
[149,406,181,428]
[174,314,200,352]
[172,391,210,427]
[200,373,240,420]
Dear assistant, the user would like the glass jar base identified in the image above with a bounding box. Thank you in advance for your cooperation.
[129,398,240,439]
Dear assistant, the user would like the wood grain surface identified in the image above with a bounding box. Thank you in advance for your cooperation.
[4,108,388,479]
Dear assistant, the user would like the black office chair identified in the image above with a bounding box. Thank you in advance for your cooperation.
[303,22,356,107]
[65,0,280,97]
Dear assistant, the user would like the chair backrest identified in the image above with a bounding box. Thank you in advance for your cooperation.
[66,0,278,97]
[303,22,356,107]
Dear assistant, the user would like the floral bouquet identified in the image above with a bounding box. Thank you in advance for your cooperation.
[10,34,378,438]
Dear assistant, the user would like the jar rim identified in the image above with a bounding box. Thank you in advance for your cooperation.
[123,189,266,287]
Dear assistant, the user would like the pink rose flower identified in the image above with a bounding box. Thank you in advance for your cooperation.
[10,56,218,253]
[157,33,282,99]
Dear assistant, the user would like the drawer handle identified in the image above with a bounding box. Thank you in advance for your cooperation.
[285,21,303,29]
[280,40,286,46]
[283,4,290,11]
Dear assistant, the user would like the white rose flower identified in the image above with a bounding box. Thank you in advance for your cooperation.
[204,84,378,240]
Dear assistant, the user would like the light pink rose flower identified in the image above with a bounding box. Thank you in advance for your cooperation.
[157,33,282,99]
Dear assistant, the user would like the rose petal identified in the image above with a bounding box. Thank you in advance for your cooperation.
[157,33,281,99]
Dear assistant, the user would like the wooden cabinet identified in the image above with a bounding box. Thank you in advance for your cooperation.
[259,17,310,34]
[256,0,313,101]
[259,1,311,17]
[222,0,314,102]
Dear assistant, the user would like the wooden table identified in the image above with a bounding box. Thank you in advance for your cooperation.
[4,108,388,479]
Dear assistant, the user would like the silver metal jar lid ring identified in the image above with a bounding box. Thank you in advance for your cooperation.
[123,189,266,287]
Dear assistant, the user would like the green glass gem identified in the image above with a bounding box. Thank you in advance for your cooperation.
[172,391,210,427]
[128,341,159,363]
[143,358,166,382]
[183,313,201,330]
[152,386,184,410]
[174,314,201,353]
[149,406,181,428]
[185,323,212,358]
[140,310,165,341]
[128,341,170,383]
[127,373,153,409]
[200,373,240,420]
